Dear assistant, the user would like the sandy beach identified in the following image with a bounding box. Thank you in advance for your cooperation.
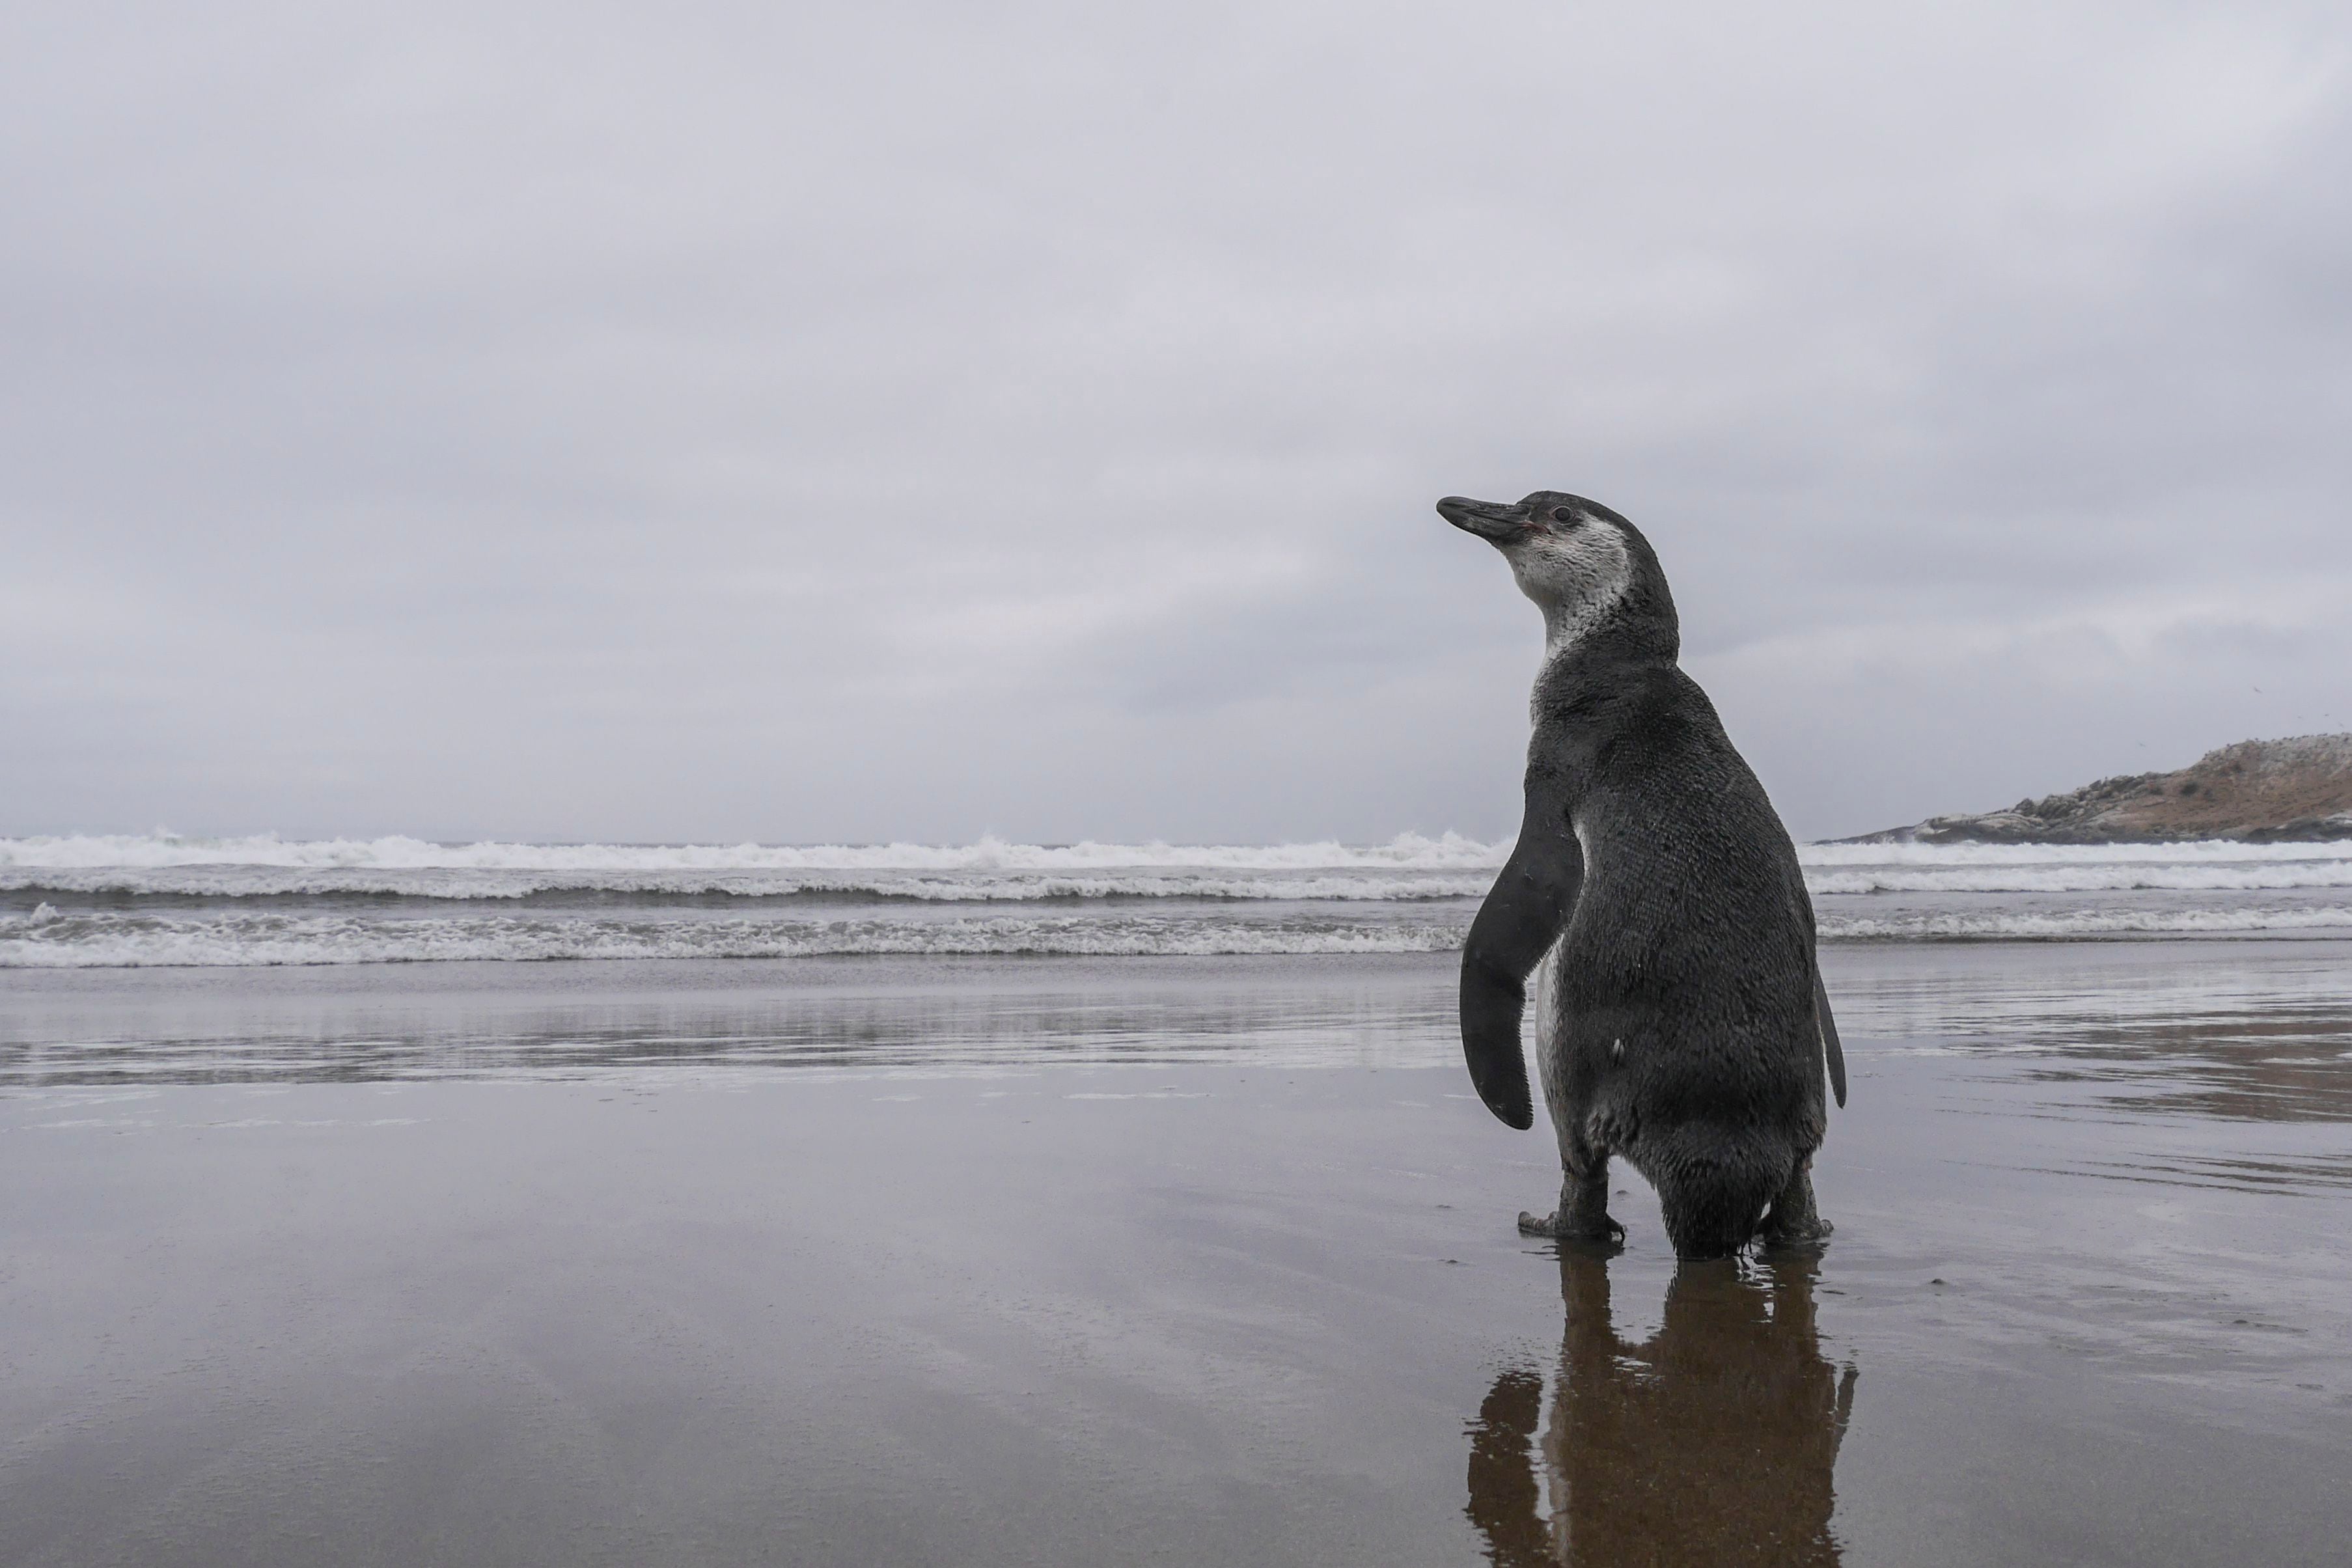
[4,942,2349,1565]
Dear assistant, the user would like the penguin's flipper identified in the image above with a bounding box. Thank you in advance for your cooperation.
[1813,967,1847,1109]
[1460,793,1583,1130]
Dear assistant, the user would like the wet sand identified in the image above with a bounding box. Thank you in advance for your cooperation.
[4,944,2350,1565]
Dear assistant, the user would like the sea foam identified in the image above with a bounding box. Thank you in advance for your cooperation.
[0,911,1473,967]
[7,832,2351,967]
[0,830,1507,873]
[5,831,2349,898]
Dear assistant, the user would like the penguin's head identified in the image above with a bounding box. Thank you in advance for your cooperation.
[1435,490,1679,660]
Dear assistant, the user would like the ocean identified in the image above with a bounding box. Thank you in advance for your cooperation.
[5,831,2351,969]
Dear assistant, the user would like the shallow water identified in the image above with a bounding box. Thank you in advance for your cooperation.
[7,939,2352,1095]
[3,942,2349,1565]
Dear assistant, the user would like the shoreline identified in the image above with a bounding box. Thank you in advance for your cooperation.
[3,923,2350,988]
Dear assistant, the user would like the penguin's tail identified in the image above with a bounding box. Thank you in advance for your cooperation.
[1637,1122,1800,1261]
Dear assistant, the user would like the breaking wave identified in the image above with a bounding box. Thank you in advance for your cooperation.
[1806,862,2352,894]
[0,830,1506,873]
[6,831,2350,967]
[5,832,2350,900]
[0,866,1495,902]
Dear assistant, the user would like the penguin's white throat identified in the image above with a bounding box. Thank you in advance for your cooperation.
[1508,521,1635,659]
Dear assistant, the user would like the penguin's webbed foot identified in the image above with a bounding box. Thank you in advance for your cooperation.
[1518,1163,1624,1250]
[1517,1208,1626,1249]
[1758,1166,1834,1252]
[1759,1211,1834,1252]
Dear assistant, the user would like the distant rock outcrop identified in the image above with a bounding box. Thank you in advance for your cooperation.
[1848,734,2352,845]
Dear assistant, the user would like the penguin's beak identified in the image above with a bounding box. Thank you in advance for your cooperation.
[1437,495,1525,542]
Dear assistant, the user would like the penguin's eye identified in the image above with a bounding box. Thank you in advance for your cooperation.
[1549,506,1579,526]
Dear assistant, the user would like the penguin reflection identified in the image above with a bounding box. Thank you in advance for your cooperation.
[1466,1250,1857,1566]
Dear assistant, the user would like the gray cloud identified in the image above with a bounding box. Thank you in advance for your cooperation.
[5,0,2349,844]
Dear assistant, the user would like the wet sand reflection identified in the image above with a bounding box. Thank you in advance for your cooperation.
[1467,1252,1857,1566]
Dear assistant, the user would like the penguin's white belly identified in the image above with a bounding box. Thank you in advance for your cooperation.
[1531,936,1567,1114]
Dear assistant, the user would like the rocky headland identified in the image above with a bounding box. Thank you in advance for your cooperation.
[1848,733,2352,845]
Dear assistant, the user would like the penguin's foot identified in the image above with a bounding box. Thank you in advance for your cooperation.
[1517,1209,1626,1246]
[1759,1211,1834,1251]
[1759,1166,1834,1251]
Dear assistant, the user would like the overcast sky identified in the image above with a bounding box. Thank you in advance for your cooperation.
[5,1,2348,846]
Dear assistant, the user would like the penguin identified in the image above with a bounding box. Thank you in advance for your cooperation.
[1437,490,1846,1259]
